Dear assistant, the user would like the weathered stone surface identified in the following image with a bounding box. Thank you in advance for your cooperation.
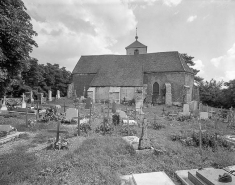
[133,172,175,185]
[183,104,190,116]
[48,90,52,101]
[66,108,78,121]
[122,136,139,150]
[165,83,172,106]
[196,169,235,185]
[200,112,209,120]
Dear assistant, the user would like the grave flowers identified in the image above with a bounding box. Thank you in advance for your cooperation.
[47,137,69,150]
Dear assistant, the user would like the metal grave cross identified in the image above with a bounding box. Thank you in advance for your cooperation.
[48,122,68,142]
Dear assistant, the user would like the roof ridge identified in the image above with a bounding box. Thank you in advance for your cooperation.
[177,53,194,74]
[177,52,186,72]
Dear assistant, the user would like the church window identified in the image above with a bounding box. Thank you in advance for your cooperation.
[134,49,139,55]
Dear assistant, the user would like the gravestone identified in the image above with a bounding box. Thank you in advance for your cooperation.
[200,112,209,120]
[21,93,26,108]
[136,100,143,113]
[122,136,139,150]
[183,104,190,116]
[85,97,92,109]
[165,83,172,106]
[56,90,60,99]
[139,118,151,149]
[0,96,8,111]
[30,91,34,103]
[118,110,128,120]
[66,108,78,121]
[48,90,52,101]
[112,101,116,113]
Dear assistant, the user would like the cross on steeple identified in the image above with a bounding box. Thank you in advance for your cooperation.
[135,27,138,40]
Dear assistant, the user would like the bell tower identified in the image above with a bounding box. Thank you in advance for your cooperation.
[125,28,147,55]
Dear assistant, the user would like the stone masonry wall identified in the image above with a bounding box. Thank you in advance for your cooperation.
[73,74,96,97]
[144,72,194,104]
[126,47,147,55]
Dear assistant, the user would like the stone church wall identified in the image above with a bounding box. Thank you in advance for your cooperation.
[95,87,109,101]
[184,73,194,102]
[144,72,194,104]
[126,47,147,55]
[120,87,135,101]
[73,73,96,97]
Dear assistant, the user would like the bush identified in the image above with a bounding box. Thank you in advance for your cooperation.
[112,114,120,126]
[118,126,137,136]
[152,122,166,130]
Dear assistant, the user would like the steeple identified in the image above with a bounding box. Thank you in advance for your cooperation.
[135,27,138,41]
[125,28,147,55]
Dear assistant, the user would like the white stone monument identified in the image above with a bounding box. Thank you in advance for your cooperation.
[48,90,52,101]
[66,108,78,121]
[56,90,60,99]
[30,91,34,103]
[21,93,26,108]
[0,96,8,111]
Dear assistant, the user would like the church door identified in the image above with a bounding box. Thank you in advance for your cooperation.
[152,82,160,105]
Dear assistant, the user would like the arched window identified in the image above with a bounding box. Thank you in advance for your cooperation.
[134,49,139,55]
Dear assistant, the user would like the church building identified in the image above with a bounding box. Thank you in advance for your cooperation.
[71,33,195,105]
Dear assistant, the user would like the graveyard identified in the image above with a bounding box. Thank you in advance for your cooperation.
[0,93,235,185]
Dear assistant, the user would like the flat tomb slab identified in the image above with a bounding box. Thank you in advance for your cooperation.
[175,169,195,185]
[196,169,235,185]
[132,172,175,185]
[175,168,213,185]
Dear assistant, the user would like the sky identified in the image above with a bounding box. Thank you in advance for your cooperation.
[22,0,235,82]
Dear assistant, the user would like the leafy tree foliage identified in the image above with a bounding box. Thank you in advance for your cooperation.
[6,59,72,98]
[199,79,224,107]
[0,0,37,96]
[181,53,203,83]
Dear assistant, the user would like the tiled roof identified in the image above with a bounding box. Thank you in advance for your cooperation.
[72,51,194,86]
[125,40,147,49]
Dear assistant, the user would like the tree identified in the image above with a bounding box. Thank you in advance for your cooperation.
[222,79,235,108]
[0,0,38,96]
[199,79,224,107]
[181,53,204,83]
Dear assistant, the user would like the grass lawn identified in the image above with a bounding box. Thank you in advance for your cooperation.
[0,98,235,185]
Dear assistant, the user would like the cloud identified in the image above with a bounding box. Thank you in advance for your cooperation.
[191,60,205,75]
[23,0,138,71]
[163,0,182,6]
[210,43,235,81]
[187,15,197,22]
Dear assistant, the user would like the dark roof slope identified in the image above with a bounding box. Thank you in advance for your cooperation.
[125,40,147,49]
[72,51,194,86]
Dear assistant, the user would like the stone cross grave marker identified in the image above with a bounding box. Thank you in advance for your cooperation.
[21,93,26,108]
[66,108,78,121]
[0,96,7,111]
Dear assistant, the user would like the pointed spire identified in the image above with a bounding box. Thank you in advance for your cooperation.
[135,27,138,40]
